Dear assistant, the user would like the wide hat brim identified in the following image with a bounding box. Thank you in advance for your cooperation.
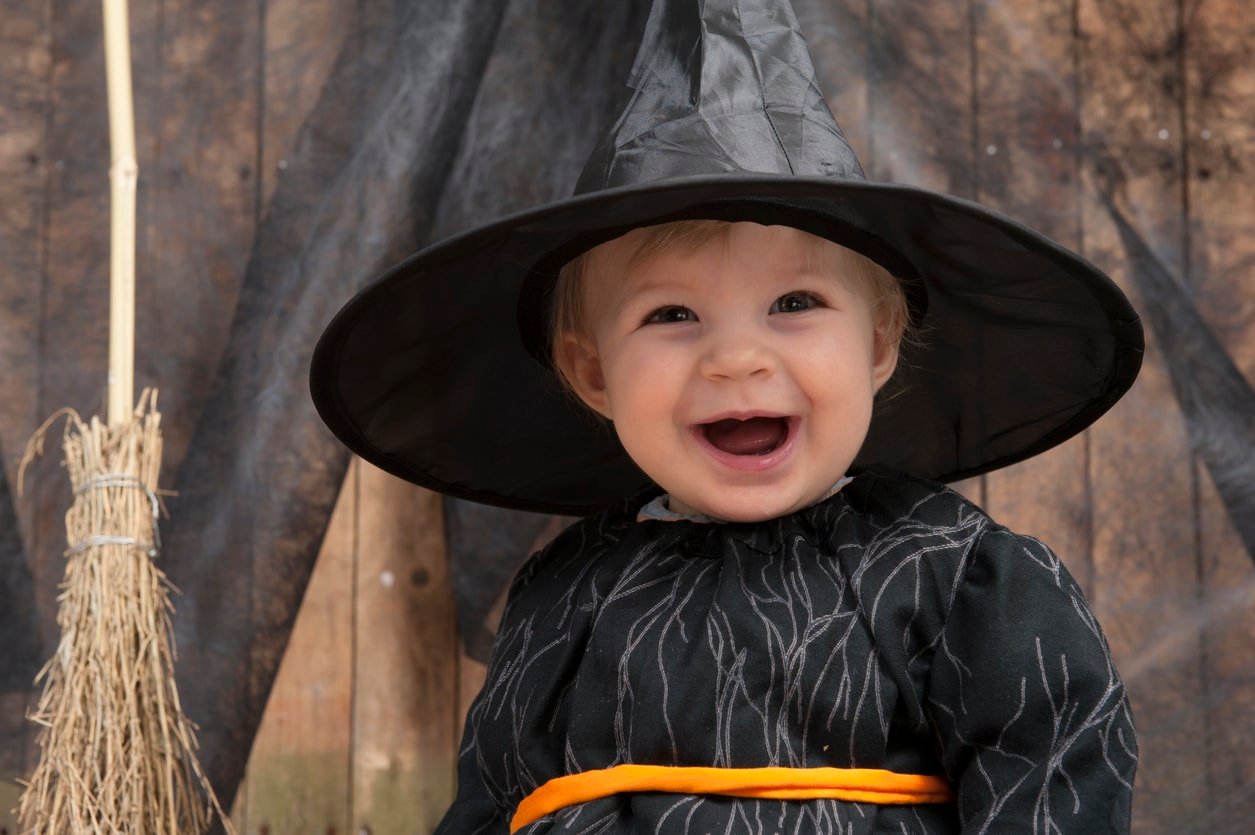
[310,173,1143,516]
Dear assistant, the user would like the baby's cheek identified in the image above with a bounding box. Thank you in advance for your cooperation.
[627,414,674,457]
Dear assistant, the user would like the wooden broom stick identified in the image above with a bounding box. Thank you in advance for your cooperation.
[104,0,136,427]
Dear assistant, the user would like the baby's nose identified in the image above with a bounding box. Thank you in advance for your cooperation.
[698,334,775,381]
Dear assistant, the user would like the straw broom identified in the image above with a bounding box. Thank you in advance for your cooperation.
[15,1,236,832]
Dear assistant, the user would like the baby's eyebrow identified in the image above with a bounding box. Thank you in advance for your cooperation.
[617,276,691,298]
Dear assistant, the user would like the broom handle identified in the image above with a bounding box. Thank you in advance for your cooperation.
[103,0,137,427]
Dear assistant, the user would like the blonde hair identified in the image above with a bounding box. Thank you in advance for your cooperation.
[549,219,913,403]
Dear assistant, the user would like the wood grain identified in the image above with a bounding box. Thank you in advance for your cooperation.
[229,4,358,829]
[225,3,361,828]
[1184,0,1255,829]
[260,0,354,206]
[241,460,355,834]
[133,0,260,476]
[353,462,457,834]
[1079,1,1206,830]
[158,0,383,803]
[867,0,977,196]
[28,0,113,673]
[137,2,264,823]
[0,0,51,804]
[0,0,50,550]
[972,0,1093,589]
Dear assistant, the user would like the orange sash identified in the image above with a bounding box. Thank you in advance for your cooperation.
[511,764,953,832]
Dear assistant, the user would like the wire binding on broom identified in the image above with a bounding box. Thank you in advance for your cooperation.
[70,472,161,556]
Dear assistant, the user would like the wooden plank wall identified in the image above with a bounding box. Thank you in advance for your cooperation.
[1188,1,1255,811]
[234,460,475,834]
[0,1,1251,833]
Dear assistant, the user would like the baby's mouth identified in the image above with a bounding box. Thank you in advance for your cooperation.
[698,416,792,456]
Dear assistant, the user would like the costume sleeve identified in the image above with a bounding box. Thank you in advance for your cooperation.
[434,548,551,835]
[433,692,511,835]
[926,525,1138,833]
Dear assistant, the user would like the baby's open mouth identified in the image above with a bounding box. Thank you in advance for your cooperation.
[698,416,791,456]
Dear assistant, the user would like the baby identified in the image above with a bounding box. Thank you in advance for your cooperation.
[426,222,1137,834]
[308,0,1142,831]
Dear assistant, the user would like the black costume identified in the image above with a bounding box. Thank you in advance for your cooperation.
[438,467,1136,834]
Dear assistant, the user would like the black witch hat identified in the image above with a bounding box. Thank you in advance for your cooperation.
[310,0,1143,515]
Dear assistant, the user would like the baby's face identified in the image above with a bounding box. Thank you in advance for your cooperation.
[561,222,898,522]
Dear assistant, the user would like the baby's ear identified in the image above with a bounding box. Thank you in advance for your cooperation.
[557,332,613,419]
[870,318,901,393]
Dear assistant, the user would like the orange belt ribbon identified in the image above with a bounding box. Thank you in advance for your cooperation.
[510,764,954,832]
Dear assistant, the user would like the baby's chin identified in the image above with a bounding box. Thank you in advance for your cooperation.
[667,487,825,523]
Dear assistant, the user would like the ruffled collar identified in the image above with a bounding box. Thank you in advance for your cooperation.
[621,473,861,558]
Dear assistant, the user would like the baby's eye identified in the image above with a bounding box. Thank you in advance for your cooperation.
[771,291,823,313]
[643,305,696,324]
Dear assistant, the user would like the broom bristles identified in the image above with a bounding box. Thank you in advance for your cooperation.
[17,389,235,834]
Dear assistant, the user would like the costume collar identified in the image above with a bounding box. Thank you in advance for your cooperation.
[636,476,854,524]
